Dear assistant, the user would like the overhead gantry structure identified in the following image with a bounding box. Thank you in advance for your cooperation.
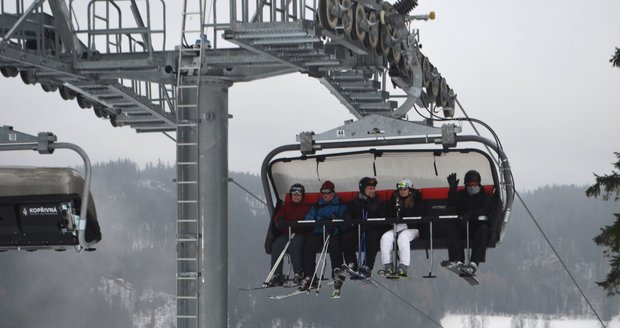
[0,1,459,327]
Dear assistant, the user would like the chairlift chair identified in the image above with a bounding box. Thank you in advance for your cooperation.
[260,116,514,259]
[0,126,101,252]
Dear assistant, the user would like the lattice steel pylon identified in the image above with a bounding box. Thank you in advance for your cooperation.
[0,1,458,327]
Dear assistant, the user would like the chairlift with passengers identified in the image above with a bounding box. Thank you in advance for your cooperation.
[0,126,101,252]
[260,115,514,276]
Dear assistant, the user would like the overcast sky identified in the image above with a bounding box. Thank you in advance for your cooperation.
[1,0,619,190]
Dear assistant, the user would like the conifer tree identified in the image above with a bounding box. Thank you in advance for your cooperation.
[586,152,620,296]
[611,47,620,68]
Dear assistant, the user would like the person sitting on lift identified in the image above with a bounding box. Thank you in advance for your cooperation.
[299,180,347,291]
[267,183,311,287]
[379,179,423,278]
[445,170,492,275]
[342,177,386,277]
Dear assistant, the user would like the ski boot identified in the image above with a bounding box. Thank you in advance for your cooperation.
[267,273,285,287]
[378,264,395,277]
[397,264,408,278]
[359,265,371,278]
[331,267,346,298]
[293,273,304,287]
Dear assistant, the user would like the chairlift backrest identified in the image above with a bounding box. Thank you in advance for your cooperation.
[269,149,498,201]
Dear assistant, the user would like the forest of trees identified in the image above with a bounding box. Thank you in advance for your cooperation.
[0,160,619,327]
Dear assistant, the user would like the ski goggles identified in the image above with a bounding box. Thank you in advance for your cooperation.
[289,187,304,195]
[320,189,334,194]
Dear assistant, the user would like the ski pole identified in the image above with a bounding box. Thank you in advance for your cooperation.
[424,220,437,278]
[309,230,331,291]
[393,201,400,273]
[466,220,471,265]
[316,234,330,294]
[264,230,296,285]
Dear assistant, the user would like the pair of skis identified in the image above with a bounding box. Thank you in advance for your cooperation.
[377,269,411,280]
[271,233,334,300]
[330,264,379,299]
[238,281,298,291]
[440,260,479,286]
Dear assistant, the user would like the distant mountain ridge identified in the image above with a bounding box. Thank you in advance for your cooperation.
[0,161,618,327]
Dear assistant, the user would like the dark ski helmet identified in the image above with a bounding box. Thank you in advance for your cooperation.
[358,177,378,192]
[464,170,481,185]
[289,183,305,196]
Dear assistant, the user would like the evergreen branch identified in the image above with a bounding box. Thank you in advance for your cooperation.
[611,47,620,68]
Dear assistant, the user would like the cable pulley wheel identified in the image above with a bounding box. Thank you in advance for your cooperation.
[354,3,367,41]
[379,23,392,56]
[389,28,402,64]
[318,0,339,30]
[365,10,379,49]
[341,0,354,39]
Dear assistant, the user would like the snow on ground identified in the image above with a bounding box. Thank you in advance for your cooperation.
[441,314,620,328]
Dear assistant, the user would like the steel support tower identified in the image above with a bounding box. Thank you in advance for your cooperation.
[0,1,458,327]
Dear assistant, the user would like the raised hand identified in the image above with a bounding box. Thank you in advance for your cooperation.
[447,173,459,189]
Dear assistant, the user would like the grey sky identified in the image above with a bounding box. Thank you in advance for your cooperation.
[1,0,619,190]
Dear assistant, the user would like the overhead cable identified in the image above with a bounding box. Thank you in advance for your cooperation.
[454,97,607,328]
[228,178,268,207]
[371,277,445,328]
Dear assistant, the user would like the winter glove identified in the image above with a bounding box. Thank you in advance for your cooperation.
[447,173,459,190]
[275,217,285,229]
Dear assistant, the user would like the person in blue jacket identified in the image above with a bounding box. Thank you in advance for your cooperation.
[299,180,347,290]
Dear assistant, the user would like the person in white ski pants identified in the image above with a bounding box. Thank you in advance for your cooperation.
[380,224,419,271]
[379,179,424,277]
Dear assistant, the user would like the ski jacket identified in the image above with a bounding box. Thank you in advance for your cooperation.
[386,189,424,229]
[304,194,346,235]
[343,192,386,231]
[272,201,312,235]
[447,186,492,221]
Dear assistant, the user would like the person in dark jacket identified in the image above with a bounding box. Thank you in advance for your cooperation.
[379,179,424,277]
[299,180,347,290]
[341,177,386,277]
[445,170,492,275]
[267,183,311,286]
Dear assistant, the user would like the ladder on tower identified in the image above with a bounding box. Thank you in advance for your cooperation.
[175,1,207,327]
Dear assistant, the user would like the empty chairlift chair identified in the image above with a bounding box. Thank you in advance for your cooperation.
[0,167,101,251]
[0,127,101,252]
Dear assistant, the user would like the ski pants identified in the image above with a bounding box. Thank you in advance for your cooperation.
[302,233,344,278]
[446,220,489,264]
[271,233,305,275]
[341,227,382,270]
[380,224,419,267]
